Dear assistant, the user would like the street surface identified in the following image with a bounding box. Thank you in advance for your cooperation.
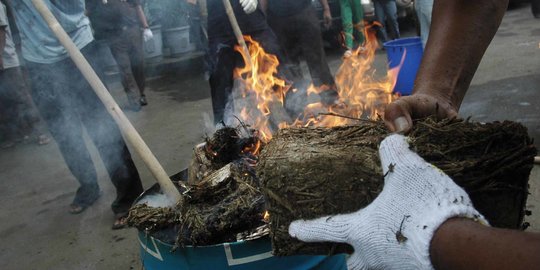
[0,4,538,269]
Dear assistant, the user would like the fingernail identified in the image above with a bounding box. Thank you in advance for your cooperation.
[394,117,409,132]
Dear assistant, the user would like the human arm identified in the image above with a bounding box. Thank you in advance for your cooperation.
[135,3,149,29]
[259,0,267,14]
[384,0,509,132]
[319,0,332,28]
[431,218,540,270]
[135,3,153,41]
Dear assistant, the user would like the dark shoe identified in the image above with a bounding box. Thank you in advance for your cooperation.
[140,95,148,106]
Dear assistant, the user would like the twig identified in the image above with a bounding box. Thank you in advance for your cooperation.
[318,112,376,122]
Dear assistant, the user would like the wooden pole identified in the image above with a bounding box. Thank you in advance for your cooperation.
[31,0,182,204]
[222,0,252,66]
[535,156,540,165]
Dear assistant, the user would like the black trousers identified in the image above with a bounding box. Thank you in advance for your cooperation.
[26,41,143,214]
[267,5,336,88]
[208,29,292,124]
[108,26,146,99]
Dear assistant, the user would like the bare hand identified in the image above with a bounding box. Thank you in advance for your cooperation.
[384,93,458,133]
[323,9,332,29]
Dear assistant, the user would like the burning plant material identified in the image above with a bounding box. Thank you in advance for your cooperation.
[258,118,537,256]
[127,124,267,247]
[228,24,399,142]
[127,204,179,232]
[188,123,262,184]
[177,160,266,246]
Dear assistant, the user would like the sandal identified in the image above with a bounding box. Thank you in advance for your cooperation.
[69,203,87,214]
[112,213,129,230]
[69,190,101,215]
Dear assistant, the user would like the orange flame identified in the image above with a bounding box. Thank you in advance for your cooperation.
[263,210,270,222]
[232,23,399,143]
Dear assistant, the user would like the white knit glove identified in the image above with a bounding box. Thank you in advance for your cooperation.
[143,28,154,42]
[289,134,488,270]
[239,0,258,14]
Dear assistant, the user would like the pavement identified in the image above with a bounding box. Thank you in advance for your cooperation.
[0,4,539,270]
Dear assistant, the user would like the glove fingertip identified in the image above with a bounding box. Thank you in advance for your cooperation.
[288,220,306,238]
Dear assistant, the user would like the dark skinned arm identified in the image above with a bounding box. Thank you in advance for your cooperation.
[384,0,509,132]
[431,218,540,270]
[136,4,149,28]
[319,0,332,29]
[259,0,267,14]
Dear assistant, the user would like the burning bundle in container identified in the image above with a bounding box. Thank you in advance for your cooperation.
[128,124,266,246]
[126,23,537,268]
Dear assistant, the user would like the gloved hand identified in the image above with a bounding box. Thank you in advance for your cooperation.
[143,28,153,42]
[289,134,488,270]
[239,0,258,14]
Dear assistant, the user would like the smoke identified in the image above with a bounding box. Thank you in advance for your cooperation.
[136,193,175,208]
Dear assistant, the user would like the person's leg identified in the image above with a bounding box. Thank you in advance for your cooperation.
[208,40,237,125]
[298,5,336,88]
[415,0,433,48]
[340,0,354,50]
[373,0,389,42]
[77,42,144,217]
[383,0,400,39]
[267,12,304,84]
[9,67,50,144]
[250,28,295,84]
[0,68,22,147]
[533,0,540,18]
[108,28,142,111]
[128,27,147,105]
[351,0,365,45]
[26,60,101,212]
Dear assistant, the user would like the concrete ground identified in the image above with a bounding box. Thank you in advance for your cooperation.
[0,4,539,270]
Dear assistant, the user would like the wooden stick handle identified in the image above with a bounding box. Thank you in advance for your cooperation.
[535,156,540,165]
[31,0,182,204]
[222,0,252,66]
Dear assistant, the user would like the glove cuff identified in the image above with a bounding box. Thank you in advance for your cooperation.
[408,199,488,269]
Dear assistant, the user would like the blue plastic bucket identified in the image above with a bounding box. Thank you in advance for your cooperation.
[383,37,424,96]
